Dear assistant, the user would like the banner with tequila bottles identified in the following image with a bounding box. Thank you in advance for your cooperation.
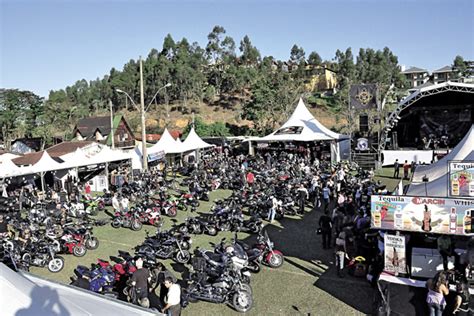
[384,234,406,275]
[448,161,474,198]
[371,195,474,236]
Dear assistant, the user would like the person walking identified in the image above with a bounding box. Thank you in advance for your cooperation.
[335,230,349,277]
[393,159,400,179]
[322,185,331,212]
[319,211,333,249]
[403,160,410,180]
[162,276,181,316]
[296,183,309,215]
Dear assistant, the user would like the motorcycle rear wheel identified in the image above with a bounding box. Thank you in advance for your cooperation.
[73,244,87,257]
[111,218,121,228]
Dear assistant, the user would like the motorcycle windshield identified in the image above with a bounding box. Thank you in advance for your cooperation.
[232,243,247,260]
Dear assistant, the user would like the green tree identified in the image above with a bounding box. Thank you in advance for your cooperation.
[308,51,322,66]
[239,35,261,66]
[290,44,305,64]
[0,89,44,147]
[453,55,467,78]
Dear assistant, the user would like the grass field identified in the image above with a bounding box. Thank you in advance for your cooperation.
[29,180,396,316]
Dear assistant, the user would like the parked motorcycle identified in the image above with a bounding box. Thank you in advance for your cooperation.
[236,231,284,273]
[136,231,191,264]
[178,216,218,236]
[111,210,143,231]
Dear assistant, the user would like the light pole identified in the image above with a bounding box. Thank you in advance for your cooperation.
[116,57,171,171]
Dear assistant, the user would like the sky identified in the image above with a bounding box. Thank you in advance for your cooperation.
[1,0,473,98]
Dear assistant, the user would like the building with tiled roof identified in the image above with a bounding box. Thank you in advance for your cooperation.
[73,114,134,149]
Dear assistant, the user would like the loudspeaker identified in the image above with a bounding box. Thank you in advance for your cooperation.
[360,115,369,132]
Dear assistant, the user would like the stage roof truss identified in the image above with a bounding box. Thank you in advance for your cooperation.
[379,82,474,152]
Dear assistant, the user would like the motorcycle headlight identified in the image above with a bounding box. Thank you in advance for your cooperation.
[188,239,193,244]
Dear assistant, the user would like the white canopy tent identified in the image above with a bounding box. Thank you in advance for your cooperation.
[0,156,22,178]
[181,127,215,152]
[148,128,186,154]
[0,263,162,316]
[407,124,474,197]
[254,98,350,161]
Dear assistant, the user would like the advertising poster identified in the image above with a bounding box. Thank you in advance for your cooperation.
[449,161,474,198]
[371,195,474,236]
[384,234,406,275]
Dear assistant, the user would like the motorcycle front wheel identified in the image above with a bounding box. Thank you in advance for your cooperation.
[175,250,191,264]
[131,220,143,231]
[86,237,99,250]
[232,290,253,313]
[206,226,218,236]
[267,253,284,268]
[48,256,65,273]
[167,207,177,217]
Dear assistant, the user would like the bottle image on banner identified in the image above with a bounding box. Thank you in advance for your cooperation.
[373,205,381,228]
[464,210,472,234]
[450,207,457,234]
[469,174,474,197]
[422,204,432,232]
[394,205,403,230]
[452,174,460,196]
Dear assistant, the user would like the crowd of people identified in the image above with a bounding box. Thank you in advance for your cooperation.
[1,144,473,315]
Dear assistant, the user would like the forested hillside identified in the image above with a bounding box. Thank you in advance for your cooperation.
[3,24,442,145]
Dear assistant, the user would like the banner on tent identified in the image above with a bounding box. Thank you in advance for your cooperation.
[350,84,378,110]
[148,150,165,162]
[371,195,474,236]
[448,161,474,198]
[384,234,406,275]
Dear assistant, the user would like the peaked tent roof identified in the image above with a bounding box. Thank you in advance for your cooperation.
[28,151,65,174]
[148,128,185,154]
[182,127,215,152]
[261,98,348,142]
[411,124,474,183]
[0,157,21,178]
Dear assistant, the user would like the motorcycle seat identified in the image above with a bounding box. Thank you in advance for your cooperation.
[203,251,223,263]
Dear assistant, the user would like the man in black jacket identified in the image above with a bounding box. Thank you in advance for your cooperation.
[319,211,333,249]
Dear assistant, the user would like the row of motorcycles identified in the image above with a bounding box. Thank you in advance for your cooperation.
[2,215,103,273]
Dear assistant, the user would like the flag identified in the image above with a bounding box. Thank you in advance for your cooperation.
[350,84,378,110]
